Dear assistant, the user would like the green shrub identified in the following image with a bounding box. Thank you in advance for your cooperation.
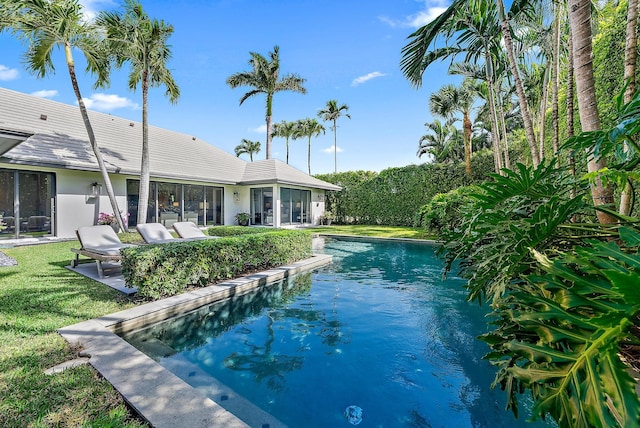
[205,226,276,237]
[416,185,480,234]
[121,230,312,299]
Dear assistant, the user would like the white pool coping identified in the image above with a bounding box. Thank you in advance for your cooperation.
[58,253,333,428]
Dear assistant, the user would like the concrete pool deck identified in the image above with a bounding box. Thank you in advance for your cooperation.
[58,253,333,428]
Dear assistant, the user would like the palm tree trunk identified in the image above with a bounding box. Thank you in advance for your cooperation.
[65,44,126,232]
[265,94,273,159]
[496,0,540,167]
[496,88,511,169]
[463,112,472,176]
[568,0,617,224]
[551,4,561,154]
[567,26,577,201]
[138,71,150,225]
[620,0,639,215]
[538,67,550,160]
[307,136,311,175]
[333,119,338,173]
[485,51,503,174]
[286,137,290,164]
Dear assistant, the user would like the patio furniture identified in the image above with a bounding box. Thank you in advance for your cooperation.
[136,222,179,244]
[71,225,136,278]
[159,211,179,227]
[172,221,217,240]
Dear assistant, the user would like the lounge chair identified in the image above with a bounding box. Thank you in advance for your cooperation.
[71,225,136,278]
[172,221,217,240]
[136,222,180,244]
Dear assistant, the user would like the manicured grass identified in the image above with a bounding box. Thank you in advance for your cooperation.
[306,224,437,240]
[0,241,147,427]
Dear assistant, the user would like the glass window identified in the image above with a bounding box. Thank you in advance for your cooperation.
[0,169,55,239]
[184,185,204,225]
[279,187,311,225]
[280,188,291,224]
[0,171,15,236]
[127,180,224,226]
[250,187,273,225]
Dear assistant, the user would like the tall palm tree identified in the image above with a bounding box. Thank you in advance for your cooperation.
[568,0,616,224]
[317,100,350,173]
[429,80,476,176]
[9,0,126,231]
[294,118,325,175]
[271,120,296,164]
[97,0,180,226]
[401,0,510,173]
[234,139,261,161]
[495,0,540,167]
[227,46,306,159]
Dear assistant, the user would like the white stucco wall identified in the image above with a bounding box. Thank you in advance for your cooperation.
[56,170,128,238]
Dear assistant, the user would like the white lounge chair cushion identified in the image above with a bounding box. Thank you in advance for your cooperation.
[136,223,175,244]
[77,225,134,252]
[172,221,214,239]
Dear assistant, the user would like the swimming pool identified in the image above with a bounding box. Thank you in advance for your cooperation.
[122,237,553,427]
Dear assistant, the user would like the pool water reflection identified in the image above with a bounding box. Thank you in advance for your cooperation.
[122,237,554,427]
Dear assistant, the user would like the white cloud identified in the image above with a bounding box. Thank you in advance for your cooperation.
[79,0,116,21]
[323,145,344,154]
[0,65,19,81]
[351,71,386,87]
[81,93,139,112]
[250,124,267,134]
[379,0,450,28]
[31,90,58,99]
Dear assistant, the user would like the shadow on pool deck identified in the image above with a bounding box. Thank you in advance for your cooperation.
[58,254,333,428]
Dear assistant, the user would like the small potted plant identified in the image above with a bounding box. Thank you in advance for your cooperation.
[319,210,335,226]
[97,211,128,232]
[235,212,251,226]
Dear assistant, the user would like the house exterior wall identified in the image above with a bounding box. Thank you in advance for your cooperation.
[56,170,128,238]
[0,164,331,240]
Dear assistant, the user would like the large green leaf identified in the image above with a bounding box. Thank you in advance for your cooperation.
[481,236,640,428]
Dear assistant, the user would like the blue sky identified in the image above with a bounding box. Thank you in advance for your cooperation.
[0,0,458,174]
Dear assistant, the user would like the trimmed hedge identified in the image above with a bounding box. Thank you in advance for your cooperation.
[121,229,312,299]
[205,226,277,237]
[315,152,495,227]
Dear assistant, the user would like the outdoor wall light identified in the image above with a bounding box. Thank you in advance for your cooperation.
[233,191,240,202]
[90,182,101,196]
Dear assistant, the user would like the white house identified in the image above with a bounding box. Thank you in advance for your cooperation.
[0,87,340,240]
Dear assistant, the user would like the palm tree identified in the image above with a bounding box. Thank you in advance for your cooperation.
[317,100,350,173]
[401,0,509,174]
[271,120,296,164]
[568,0,616,224]
[417,118,462,163]
[235,139,261,161]
[294,118,325,175]
[495,0,540,167]
[97,0,180,226]
[227,46,306,159]
[9,0,126,231]
[429,80,476,176]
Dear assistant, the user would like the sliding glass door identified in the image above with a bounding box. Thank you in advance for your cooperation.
[250,187,273,226]
[0,169,55,239]
[280,187,311,225]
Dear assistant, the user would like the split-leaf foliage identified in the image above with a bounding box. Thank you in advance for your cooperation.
[441,91,640,427]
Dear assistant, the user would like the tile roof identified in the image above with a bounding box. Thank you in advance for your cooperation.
[0,87,340,190]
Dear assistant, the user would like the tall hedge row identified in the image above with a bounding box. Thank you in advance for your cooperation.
[121,229,312,299]
[316,153,494,226]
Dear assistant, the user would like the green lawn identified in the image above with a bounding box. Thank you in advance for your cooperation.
[0,241,146,427]
[0,225,431,426]
[306,224,436,240]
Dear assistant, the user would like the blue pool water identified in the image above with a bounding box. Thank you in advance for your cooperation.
[122,237,554,427]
